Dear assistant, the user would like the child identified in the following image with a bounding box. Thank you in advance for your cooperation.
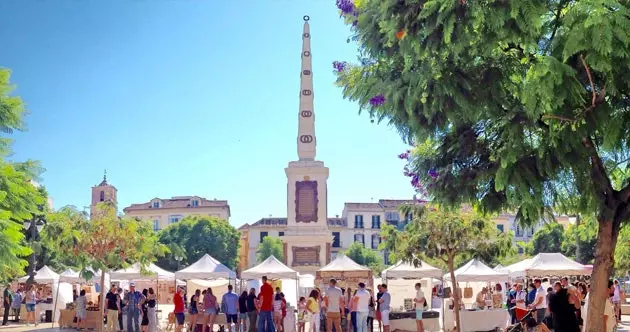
[297,297,307,332]
[273,294,285,332]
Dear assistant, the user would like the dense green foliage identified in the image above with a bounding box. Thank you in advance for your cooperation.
[257,236,284,263]
[343,241,385,273]
[529,222,565,254]
[334,1,630,329]
[561,217,598,264]
[157,215,240,270]
[0,68,47,282]
[381,205,512,329]
[614,226,630,274]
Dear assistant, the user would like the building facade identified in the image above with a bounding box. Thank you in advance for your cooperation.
[123,196,230,231]
[90,173,118,217]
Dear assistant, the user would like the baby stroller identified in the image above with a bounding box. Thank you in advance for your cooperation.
[506,307,538,332]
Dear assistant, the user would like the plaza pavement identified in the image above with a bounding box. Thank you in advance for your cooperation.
[2,314,629,332]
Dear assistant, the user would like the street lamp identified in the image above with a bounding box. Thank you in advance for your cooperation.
[23,219,45,284]
[175,255,183,270]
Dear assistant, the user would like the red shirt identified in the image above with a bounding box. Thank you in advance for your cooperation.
[173,293,185,313]
[260,283,274,311]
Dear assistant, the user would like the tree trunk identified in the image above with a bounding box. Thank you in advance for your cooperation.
[447,259,461,332]
[99,271,106,332]
[585,216,620,332]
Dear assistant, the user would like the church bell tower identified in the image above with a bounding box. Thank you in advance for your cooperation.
[90,170,118,218]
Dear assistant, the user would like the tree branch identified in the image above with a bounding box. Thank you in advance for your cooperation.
[541,114,575,122]
[582,137,615,203]
[580,55,597,108]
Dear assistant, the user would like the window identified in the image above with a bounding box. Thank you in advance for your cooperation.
[371,234,380,249]
[371,215,381,229]
[385,212,400,221]
[332,232,341,248]
[191,200,199,207]
[406,212,413,221]
[497,224,504,233]
[354,233,364,245]
[354,215,364,228]
[99,191,105,202]
[153,219,160,231]
[515,225,522,236]
[279,232,284,237]
[152,201,160,208]
[518,246,524,254]
[260,231,268,243]
[168,215,182,224]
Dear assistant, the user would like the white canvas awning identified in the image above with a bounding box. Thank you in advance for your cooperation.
[110,263,174,280]
[504,253,592,277]
[318,255,370,272]
[59,269,82,283]
[242,256,299,280]
[382,260,443,279]
[444,259,508,282]
[19,266,59,283]
[174,254,236,280]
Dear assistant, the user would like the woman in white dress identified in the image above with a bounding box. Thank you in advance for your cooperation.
[75,290,87,331]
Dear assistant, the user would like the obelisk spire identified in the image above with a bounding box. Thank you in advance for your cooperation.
[297,15,316,161]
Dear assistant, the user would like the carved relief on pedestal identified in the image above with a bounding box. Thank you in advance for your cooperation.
[292,246,321,267]
[295,181,318,222]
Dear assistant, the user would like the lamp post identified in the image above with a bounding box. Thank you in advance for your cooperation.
[175,255,183,270]
[23,219,45,285]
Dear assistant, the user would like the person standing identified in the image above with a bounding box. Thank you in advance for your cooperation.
[106,285,121,332]
[239,291,249,332]
[306,290,320,332]
[528,279,547,324]
[223,285,240,332]
[117,288,125,332]
[146,288,157,332]
[24,285,37,327]
[604,280,617,332]
[324,279,343,332]
[377,285,391,332]
[613,279,621,324]
[2,284,12,326]
[189,289,201,332]
[413,283,426,332]
[173,287,186,332]
[258,276,275,332]
[125,282,143,332]
[247,288,258,332]
[11,288,22,323]
[202,287,218,332]
[354,283,371,332]
[375,285,383,332]
[76,290,87,331]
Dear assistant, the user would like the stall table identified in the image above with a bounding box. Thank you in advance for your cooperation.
[459,309,509,332]
[57,309,102,330]
[389,311,440,332]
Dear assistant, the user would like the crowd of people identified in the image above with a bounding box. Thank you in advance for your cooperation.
[100,281,158,332]
[2,283,47,327]
[506,277,624,332]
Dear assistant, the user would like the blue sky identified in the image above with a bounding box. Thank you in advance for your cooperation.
[0,0,414,226]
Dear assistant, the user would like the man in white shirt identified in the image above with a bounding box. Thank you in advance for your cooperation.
[604,280,617,332]
[528,279,547,323]
[612,279,621,324]
[324,279,343,332]
[354,283,371,332]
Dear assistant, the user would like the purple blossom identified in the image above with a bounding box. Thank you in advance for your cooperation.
[369,94,386,106]
[332,61,347,72]
[352,20,358,27]
[336,0,355,15]
[427,168,439,179]
[398,152,409,160]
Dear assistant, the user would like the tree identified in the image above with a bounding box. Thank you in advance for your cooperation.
[343,242,385,274]
[157,215,240,270]
[44,204,166,332]
[0,68,47,282]
[613,225,630,275]
[381,205,511,330]
[257,236,284,263]
[562,217,597,264]
[333,1,630,329]
[529,222,565,255]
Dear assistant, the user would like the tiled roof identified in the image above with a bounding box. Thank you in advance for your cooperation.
[344,203,382,209]
[123,196,229,212]
[248,217,347,228]
[377,199,417,208]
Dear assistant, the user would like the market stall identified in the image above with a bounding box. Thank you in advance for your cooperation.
[242,256,299,332]
[17,266,68,324]
[315,255,373,290]
[381,260,443,332]
[503,252,592,278]
[54,268,107,329]
[442,259,509,332]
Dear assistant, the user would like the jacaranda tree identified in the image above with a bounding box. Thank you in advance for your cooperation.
[333,0,630,330]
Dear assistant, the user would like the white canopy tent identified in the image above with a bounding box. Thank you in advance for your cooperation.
[503,252,592,277]
[174,254,236,280]
[110,263,175,281]
[19,265,60,283]
[382,260,443,279]
[444,259,508,282]
[242,256,299,280]
[318,255,371,272]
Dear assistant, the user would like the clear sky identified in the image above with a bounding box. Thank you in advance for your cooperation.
[0,0,414,226]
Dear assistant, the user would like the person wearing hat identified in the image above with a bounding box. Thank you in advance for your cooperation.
[124,282,143,332]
